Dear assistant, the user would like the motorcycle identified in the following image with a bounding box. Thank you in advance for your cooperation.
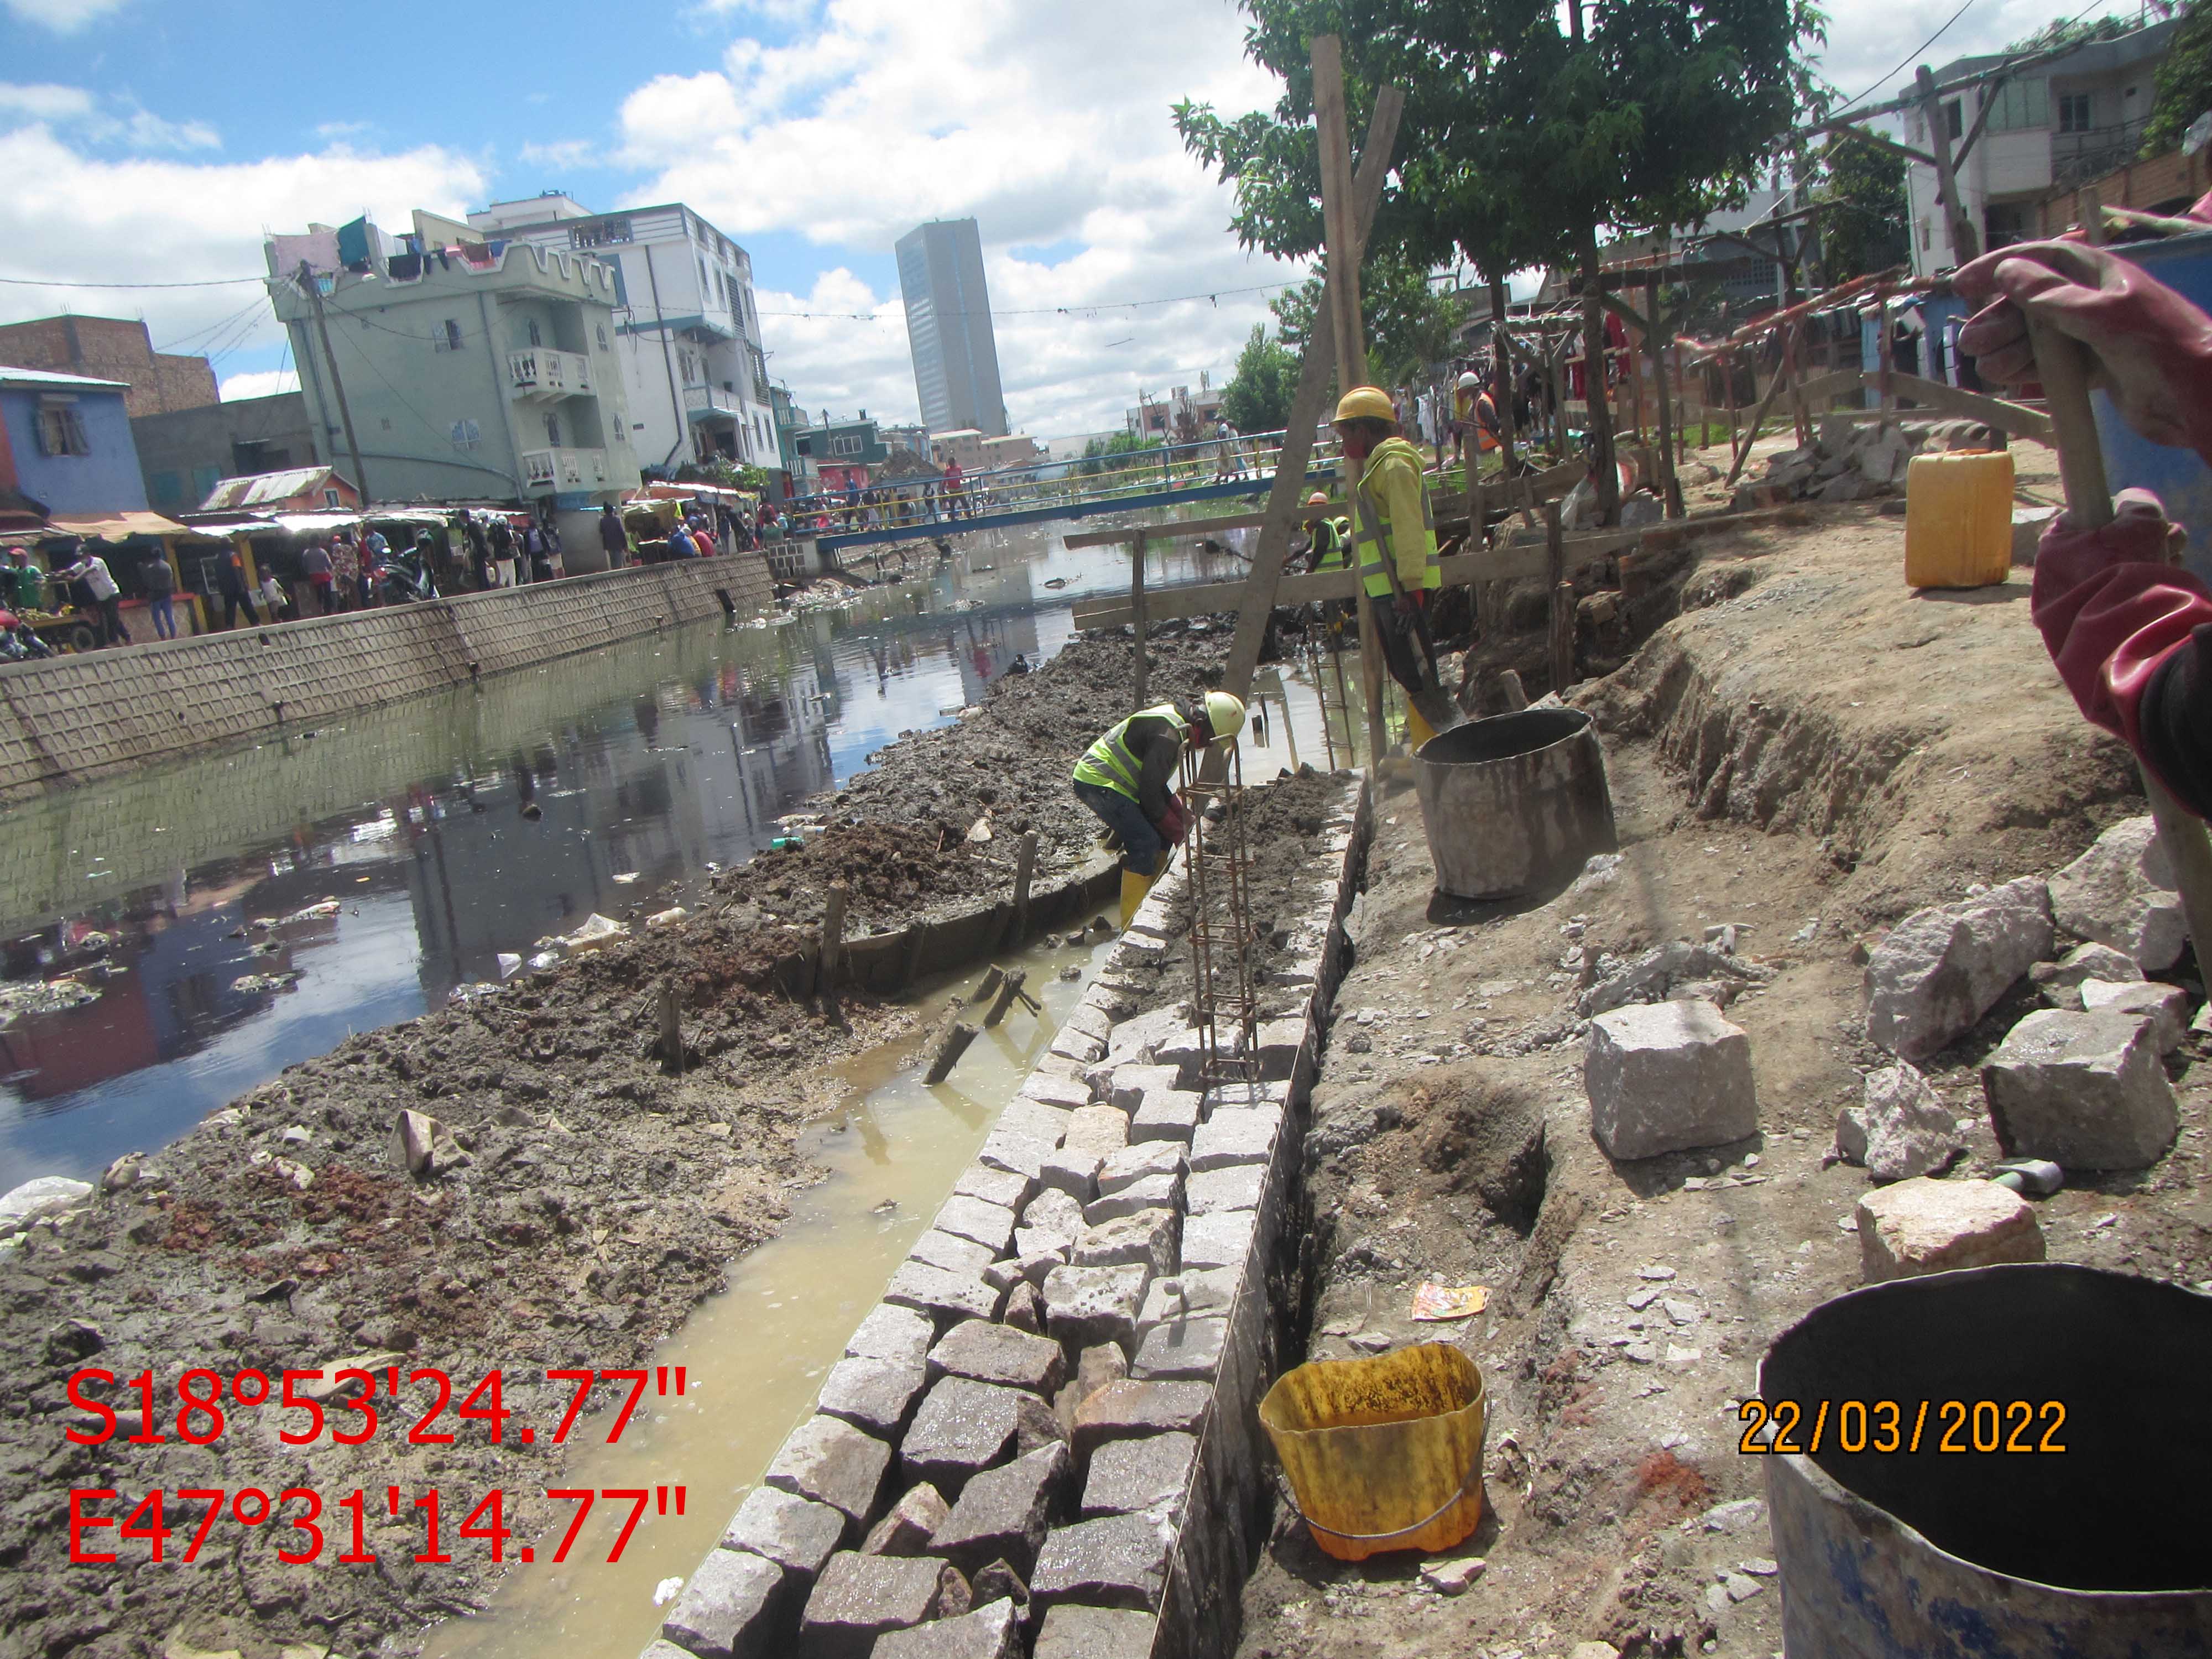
[371,546,439,605]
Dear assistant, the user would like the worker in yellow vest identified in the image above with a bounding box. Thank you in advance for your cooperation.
[1299,491,1350,572]
[1072,689,1246,927]
[1334,385,1462,748]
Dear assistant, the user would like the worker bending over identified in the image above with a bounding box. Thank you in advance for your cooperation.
[1073,690,1246,927]
[1334,385,1463,748]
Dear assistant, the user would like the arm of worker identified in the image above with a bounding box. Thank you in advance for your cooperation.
[1131,722,1184,826]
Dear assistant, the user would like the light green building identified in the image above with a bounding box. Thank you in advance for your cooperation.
[264,209,642,569]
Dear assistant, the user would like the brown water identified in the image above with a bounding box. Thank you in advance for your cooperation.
[419,927,1115,1659]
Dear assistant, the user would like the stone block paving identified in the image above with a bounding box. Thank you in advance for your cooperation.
[645,776,1370,1659]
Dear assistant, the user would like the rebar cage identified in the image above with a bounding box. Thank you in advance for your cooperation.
[1180,737,1259,1087]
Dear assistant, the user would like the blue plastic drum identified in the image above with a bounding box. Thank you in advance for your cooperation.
[2090,228,2212,586]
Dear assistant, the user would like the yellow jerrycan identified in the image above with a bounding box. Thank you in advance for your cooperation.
[1258,1342,1486,1562]
[1905,448,2015,589]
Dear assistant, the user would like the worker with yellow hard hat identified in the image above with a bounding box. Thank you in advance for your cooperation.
[1335,384,1462,749]
[1072,688,1246,927]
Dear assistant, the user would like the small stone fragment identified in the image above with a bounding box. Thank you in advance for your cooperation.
[1419,1554,1485,1595]
[661,1546,782,1659]
[1856,1177,2046,1283]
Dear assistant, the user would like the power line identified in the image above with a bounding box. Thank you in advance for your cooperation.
[1820,0,1980,121]
[758,280,1304,322]
[0,272,268,290]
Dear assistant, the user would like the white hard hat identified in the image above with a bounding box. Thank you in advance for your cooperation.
[1457,371,1480,390]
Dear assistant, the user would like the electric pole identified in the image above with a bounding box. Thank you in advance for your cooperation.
[299,261,369,503]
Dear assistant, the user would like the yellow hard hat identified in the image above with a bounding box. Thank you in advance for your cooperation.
[1202,690,1246,741]
[1334,385,1396,425]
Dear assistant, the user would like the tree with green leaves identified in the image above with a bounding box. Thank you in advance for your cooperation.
[2142,0,2212,159]
[1267,251,1467,388]
[1222,325,1302,433]
[1811,135,1908,280]
[1177,0,1824,525]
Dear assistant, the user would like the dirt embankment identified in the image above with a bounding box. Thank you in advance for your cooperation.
[1232,497,2212,1659]
[0,633,1227,1659]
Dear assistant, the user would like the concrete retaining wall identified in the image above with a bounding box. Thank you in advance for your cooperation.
[641,775,1371,1659]
[0,553,776,801]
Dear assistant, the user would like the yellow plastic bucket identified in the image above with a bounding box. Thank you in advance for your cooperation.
[1905,448,2015,589]
[1257,1342,1486,1561]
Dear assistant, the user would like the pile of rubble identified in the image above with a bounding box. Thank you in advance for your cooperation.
[1731,415,2007,511]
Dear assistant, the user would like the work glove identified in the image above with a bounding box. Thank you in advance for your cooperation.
[1392,591,1421,618]
[1953,241,2212,466]
[1155,799,1190,843]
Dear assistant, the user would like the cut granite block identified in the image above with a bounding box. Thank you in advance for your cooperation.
[953,1165,1034,1212]
[764,1416,891,1530]
[800,1552,962,1659]
[1030,1512,1174,1613]
[902,1376,1034,1497]
[818,1357,929,1439]
[1039,1148,1103,1202]
[872,1599,1022,1659]
[847,1303,937,1368]
[662,1546,783,1659]
[1188,1108,1282,1172]
[1063,1105,1130,1156]
[1135,1269,1238,1338]
[1083,1172,1184,1224]
[1129,1316,1227,1383]
[1019,1071,1094,1112]
[928,1318,1068,1396]
[977,1131,1054,1182]
[884,1262,1006,1331]
[1128,1089,1204,1145]
[1097,1141,1186,1195]
[1048,1030,1108,1066]
[1061,1003,1114,1044]
[1071,1209,1178,1279]
[997,1099,1073,1147]
[1080,1431,1198,1519]
[932,1196,1019,1255]
[1071,1380,1213,1459]
[1032,1606,1159,1659]
[721,1485,846,1585]
[1105,1011,1191,1067]
[1041,1263,1152,1357]
[910,1229,996,1277]
[863,1484,951,1557]
[1252,1018,1308,1081]
[1178,1210,1257,1272]
[928,1441,1071,1577]
[1184,1164,1265,1215]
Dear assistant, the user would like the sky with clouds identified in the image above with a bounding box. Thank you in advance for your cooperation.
[0,0,2167,440]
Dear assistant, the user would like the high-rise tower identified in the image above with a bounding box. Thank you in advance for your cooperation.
[895,219,1007,437]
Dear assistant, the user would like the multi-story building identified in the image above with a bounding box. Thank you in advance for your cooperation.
[796,417,888,493]
[896,219,1008,439]
[0,366,149,516]
[133,390,317,514]
[877,422,931,463]
[0,316,217,419]
[263,208,640,566]
[471,194,779,479]
[1905,19,2178,275]
[978,434,1043,470]
[769,385,812,498]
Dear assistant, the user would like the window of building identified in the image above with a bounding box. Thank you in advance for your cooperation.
[191,463,221,501]
[1984,77,2051,133]
[1943,98,1962,140]
[324,488,342,508]
[545,413,562,447]
[34,401,89,456]
[451,418,481,452]
[2059,92,2094,133]
[526,318,543,348]
[832,434,862,456]
[596,323,609,350]
[150,471,181,506]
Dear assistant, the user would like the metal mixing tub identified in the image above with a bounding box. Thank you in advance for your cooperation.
[1411,707,1617,900]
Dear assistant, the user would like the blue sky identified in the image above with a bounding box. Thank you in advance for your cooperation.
[0,0,2141,437]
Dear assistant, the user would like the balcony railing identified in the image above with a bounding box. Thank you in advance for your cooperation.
[508,347,593,400]
[520,446,609,490]
[2051,119,2152,188]
[684,384,742,421]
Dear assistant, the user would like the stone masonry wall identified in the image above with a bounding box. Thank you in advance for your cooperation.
[641,775,1372,1659]
[0,553,776,801]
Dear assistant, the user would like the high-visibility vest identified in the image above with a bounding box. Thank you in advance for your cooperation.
[1350,440,1441,600]
[1072,703,1188,801]
[1310,517,1349,571]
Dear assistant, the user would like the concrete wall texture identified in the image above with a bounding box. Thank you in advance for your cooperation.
[0,551,775,801]
[0,384,151,516]
[133,392,316,513]
[0,316,220,418]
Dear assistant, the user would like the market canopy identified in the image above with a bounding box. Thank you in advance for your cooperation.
[46,511,190,540]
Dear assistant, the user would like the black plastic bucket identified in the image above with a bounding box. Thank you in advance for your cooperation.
[1759,1263,2212,1656]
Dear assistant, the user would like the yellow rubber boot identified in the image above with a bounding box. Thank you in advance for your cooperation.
[1119,868,1156,930]
[1405,707,1436,752]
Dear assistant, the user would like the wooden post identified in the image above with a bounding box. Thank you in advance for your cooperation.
[1312,34,1390,766]
[2028,313,2212,971]
[1646,268,1683,518]
[984,968,1029,1028]
[818,882,847,995]
[924,1022,979,1085]
[1876,290,1896,435]
[1498,667,1530,711]
[1011,830,1038,941]
[1130,531,1149,704]
[1312,35,1368,391]
[2078,183,2106,246]
[1917,65,1981,266]
[1724,324,1801,488]
[1545,501,1574,693]
[657,978,684,1073]
[973,964,1005,1004]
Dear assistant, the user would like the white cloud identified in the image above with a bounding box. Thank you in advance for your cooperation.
[125,109,220,151]
[0,82,96,120]
[0,82,218,150]
[517,137,602,169]
[0,125,486,379]
[316,120,371,140]
[3,0,128,32]
[618,0,1303,437]
[220,368,300,401]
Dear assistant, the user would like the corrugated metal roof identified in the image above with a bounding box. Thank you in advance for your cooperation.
[0,364,131,392]
[197,467,345,510]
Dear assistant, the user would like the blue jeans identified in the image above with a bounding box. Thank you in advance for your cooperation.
[149,595,175,639]
[1074,779,1166,877]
